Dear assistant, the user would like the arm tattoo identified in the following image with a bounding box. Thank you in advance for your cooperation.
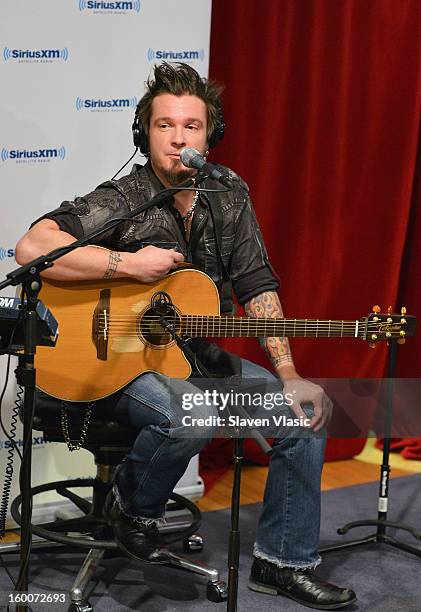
[103,250,122,279]
[244,291,294,369]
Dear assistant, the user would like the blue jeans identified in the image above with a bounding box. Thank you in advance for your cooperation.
[105,359,326,568]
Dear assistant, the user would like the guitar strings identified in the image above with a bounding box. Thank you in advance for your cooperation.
[95,314,388,321]
[91,315,402,339]
[94,322,393,330]
[95,322,392,332]
[95,314,398,323]
[95,315,387,328]
[94,324,388,338]
[100,326,387,329]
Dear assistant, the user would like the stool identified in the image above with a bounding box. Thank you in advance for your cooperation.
[5,394,227,611]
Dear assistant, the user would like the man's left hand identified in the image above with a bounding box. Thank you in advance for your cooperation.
[282,377,333,432]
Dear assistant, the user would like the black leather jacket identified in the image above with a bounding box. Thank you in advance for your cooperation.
[39,161,279,312]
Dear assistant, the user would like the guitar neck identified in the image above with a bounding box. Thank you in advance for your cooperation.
[180,316,365,339]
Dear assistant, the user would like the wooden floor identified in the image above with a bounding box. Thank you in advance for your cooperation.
[196,437,421,512]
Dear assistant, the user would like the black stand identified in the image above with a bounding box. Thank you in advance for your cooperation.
[226,438,244,612]
[0,180,197,611]
[320,340,421,557]
[157,312,272,611]
[14,278,42,612]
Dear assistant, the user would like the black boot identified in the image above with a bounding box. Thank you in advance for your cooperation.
[249,557,356,610]
[103,489,163,562]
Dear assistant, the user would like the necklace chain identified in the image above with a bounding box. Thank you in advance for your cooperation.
[181,190,199,224]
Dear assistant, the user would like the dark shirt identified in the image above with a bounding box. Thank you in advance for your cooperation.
[33,161,279,311]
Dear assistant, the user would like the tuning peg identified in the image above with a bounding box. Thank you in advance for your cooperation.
[387,305,393,314]
[400,306,407,323]
[369,342,377,348]
[397,338,406,345]
[372,305,381,322]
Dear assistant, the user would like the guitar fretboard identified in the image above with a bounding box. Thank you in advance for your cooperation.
[179,316,367,339]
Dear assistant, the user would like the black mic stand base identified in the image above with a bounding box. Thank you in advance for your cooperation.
[321,340,421,560]
[320,443,421,559]
[321,530,421,558]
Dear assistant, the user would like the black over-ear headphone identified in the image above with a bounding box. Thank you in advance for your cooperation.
[132,99,225,155]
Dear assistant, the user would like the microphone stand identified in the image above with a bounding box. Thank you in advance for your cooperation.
[0,179,195,611]
[157,311,273,611]
[10,277,42,612]
[320,339,421,557]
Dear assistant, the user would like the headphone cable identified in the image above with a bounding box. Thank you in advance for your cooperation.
[110,147,140,181]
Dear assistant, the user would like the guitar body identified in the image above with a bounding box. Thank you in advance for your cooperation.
[35,267,416,403]
[36,268,220,402]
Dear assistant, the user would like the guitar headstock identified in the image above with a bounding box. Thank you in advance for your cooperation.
[362,306,417,346]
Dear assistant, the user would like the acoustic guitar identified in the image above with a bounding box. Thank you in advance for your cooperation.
[35,268,416,402]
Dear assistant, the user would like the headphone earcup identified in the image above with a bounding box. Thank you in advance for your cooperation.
[208,115,225,148]
[132,103,149,155]
[132,120,149,155]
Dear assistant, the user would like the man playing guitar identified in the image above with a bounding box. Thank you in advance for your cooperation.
[15,62,356,610]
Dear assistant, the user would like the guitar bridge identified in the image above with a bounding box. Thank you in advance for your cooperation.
[93,289,110,360]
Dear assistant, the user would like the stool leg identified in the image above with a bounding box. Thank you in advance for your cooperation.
[152,551,228,603]
[156,550,220,581]
[70,547,105,604]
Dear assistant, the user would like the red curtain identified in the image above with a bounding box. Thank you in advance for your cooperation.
[208,0,421,380]
[199,0,421,479]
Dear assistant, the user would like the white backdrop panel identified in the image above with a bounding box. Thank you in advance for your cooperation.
[0,0,212,527]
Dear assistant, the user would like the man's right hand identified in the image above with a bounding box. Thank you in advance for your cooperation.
[15,219,185,282]
[123,245,184,283]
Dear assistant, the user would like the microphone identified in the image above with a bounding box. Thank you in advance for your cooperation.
[179,147,234,188]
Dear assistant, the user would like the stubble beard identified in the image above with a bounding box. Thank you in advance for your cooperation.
[161,159,194,186]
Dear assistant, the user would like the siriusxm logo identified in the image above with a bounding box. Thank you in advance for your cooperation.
[0,435,53,449]
[0,297,15,307]
[75,96,137,111]
[1,147,66,164]
[78,0,141,12]
[3,47,69,63]
[147,48,205,62]
[0,248,15,261]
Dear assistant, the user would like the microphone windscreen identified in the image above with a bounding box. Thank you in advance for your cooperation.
[180,147,200,168]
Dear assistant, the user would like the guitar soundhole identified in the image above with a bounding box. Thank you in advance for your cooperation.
[138,307,181,347]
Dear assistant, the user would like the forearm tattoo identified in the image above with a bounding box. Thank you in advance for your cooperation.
[103,250,122,279]
[244,291,294,369]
